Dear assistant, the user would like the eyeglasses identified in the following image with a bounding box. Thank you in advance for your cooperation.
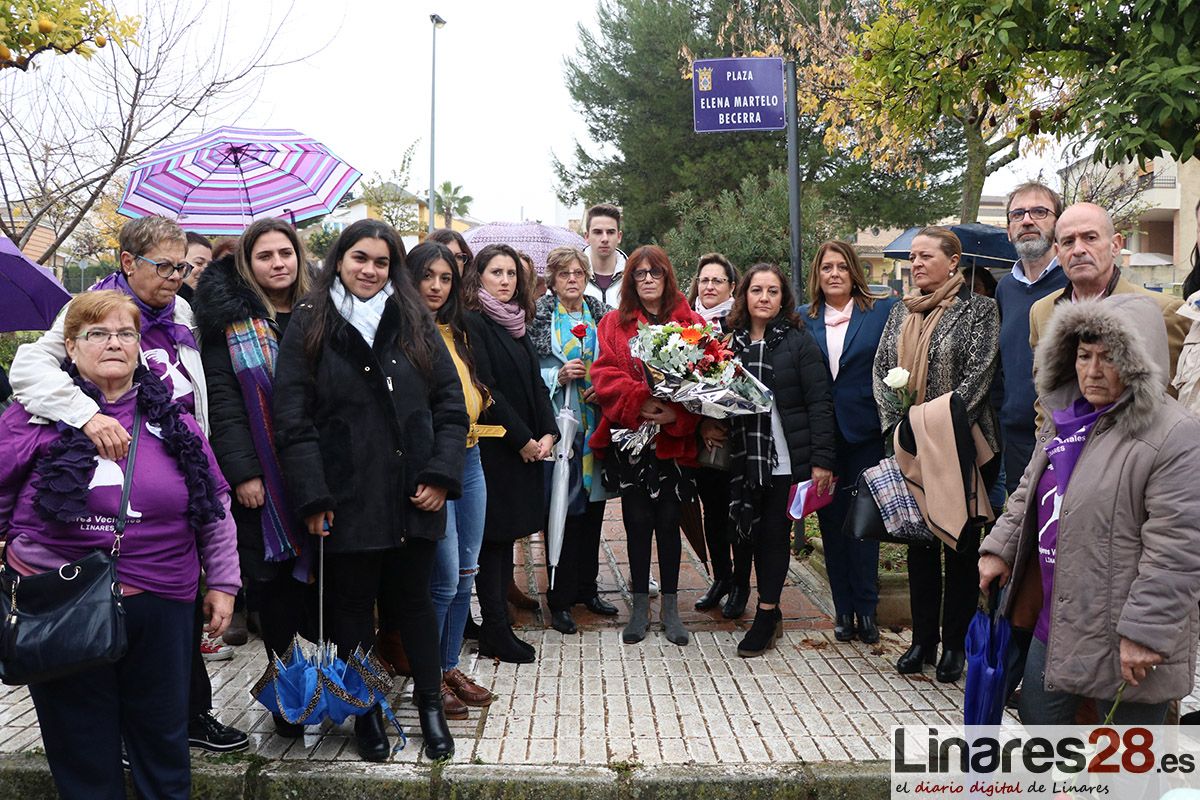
[560,269,587,280]
[452,253,469,265]
[136,254,194,279]
[633,266,665,281]
[698,277,729,286]
[1007,206,1053,222]
[76,329,141,346]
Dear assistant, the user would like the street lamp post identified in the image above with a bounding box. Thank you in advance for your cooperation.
[429,13,446,235]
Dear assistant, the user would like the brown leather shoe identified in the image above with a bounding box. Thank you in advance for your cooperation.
[374,630,411,677]
[444,668,495,707]
[507,578,539,610]
[440,681,469,720]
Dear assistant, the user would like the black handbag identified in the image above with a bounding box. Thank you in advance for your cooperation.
[0,408,141,686]
[843,471,894,543]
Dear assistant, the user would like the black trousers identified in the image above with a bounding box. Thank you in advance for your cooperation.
[31,593,193,800]
[816,434,883,618]
[907,525,981,651]
[332,540,440,697]
[1001,423,1037,496]
[478,539,516,628]
[547,500,606,611]
[750,480,793,606]
[621,485,683,595]
[695,467,751,584]
[253,570,318,659]
[188,596,211,719]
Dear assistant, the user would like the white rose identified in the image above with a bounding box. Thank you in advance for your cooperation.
[883,367,911,390]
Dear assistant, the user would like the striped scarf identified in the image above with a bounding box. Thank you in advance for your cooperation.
[728,321,789,541]
[227,317,302,562]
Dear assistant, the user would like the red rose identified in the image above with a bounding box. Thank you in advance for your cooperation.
[571,323,588,340]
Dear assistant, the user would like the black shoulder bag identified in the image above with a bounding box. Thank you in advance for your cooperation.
[0,408,142,686]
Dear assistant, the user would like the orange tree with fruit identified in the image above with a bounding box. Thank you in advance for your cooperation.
[1,0,136,71]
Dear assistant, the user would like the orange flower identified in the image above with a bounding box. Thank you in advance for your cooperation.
[679,326,703,345]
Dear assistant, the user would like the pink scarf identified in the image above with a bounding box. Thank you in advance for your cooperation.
[824,301,853,380]
[476,289,526,338]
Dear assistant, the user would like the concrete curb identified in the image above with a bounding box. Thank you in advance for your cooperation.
[0,753,893,799]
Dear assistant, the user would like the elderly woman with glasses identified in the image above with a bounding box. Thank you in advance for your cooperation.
[531,247,616,635]
[7,215,248,754]
[0,290,239,800]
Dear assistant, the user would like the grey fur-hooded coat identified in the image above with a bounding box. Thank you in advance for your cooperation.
[980,294,1200,704]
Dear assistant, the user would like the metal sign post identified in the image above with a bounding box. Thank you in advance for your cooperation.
[693,56,802,299]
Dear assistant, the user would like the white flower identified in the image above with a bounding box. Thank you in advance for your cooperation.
[883,367,911,390]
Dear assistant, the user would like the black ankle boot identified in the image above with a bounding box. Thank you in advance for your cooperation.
[737,606,783,658]
[721,584,749,619]
[856,613,880,644]
[415,689,455,760]
[896,642,938,675]
[478,624,535,664]
[834,613,856,642]
[695,577,732,611]
[936,648,965,683]
[354,705,390,762]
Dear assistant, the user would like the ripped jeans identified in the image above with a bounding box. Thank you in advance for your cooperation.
[430,445,487,671]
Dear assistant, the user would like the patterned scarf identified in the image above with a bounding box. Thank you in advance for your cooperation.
[728,320,790,541]
[226,318,303,562]
[554,300,597,492]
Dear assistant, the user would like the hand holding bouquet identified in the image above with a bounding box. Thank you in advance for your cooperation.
[611,322,773,455]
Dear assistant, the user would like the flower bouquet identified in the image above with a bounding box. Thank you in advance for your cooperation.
[610,322,773,456]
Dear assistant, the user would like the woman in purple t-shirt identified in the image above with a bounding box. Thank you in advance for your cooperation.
[979,294,1200,725]
[0,291,238,800]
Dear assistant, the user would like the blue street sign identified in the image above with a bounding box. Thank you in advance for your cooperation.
[692,57,786,134]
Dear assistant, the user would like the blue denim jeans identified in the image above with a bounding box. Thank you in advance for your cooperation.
[430,445,486,670]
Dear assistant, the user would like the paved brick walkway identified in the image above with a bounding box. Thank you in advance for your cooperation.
[11,501,1193,771]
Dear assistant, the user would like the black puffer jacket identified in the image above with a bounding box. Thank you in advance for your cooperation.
[464,310,557,542]
[273,297,468,552]
[734,324,837,480]
[194,256,296,578]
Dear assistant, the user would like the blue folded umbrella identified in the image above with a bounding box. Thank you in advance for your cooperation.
[964,603,1012,726]
[251,538,406,750]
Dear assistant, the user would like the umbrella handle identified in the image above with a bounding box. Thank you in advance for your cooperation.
[318,534,325,654]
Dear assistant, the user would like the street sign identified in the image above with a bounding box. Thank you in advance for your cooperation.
[692,57,786,134]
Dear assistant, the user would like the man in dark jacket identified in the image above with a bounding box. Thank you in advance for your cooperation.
[994,181,1067,494]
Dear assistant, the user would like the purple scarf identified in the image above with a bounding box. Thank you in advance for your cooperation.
[1033,396,1111,642]
[476,289,526,338]
[93,271,199,351]
[1046,397,1111,494]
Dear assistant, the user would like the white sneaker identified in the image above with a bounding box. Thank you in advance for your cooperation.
[648,575,660,598]
[200,633,234,662]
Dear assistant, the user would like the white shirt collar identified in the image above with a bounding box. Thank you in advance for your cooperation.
[1010,256,1060,286]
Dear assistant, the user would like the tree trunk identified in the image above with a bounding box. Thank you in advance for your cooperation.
[959,122,987,223]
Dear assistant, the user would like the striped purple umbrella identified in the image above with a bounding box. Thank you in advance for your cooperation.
[118,127,361,235]
[464,222,586,275]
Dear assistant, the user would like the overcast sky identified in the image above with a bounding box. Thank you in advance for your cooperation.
[136,0,1063,228]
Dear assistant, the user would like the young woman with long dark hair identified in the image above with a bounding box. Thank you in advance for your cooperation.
[463,243,557,663]
[273,219,467,760]
[403,240,497,718]
[194,217,315,735]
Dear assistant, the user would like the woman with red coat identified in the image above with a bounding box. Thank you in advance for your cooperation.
[590,245,704,647]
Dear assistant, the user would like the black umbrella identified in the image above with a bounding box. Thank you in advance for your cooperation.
[882,223,1018,270]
